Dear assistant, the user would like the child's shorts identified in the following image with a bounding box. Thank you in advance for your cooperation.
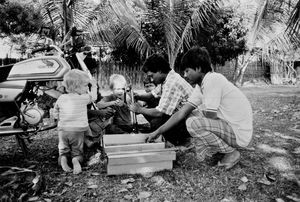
[58,129,88,158]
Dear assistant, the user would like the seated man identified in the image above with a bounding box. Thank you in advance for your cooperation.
[146,46,253,170]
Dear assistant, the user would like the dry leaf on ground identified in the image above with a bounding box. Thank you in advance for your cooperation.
[238,183,247,191]
[138,191,152,199]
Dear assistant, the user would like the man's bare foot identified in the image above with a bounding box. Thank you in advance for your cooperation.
[72,157,82,175]
[218,150,241,170]
[61,156,72,172]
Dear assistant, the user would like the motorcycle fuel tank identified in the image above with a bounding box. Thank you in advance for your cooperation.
[7,56,71,81]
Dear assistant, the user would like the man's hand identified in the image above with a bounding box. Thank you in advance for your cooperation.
[129,103,142,114]
[145,131,161,143]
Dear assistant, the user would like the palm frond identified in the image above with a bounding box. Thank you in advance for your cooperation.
[264,28,295,53]
[151,1,182,67]
[84,0,143,47]
[171,0,221,67]
[41,0,101,37]
[87,18,115,45]
[41,0,63,25]
[247,0,269,47]
[182,0,220,49]
[114,23,152,58]
[141,0,221,67]
[286,0,300,42]
[108,0,140,28]
[248,0,291,48]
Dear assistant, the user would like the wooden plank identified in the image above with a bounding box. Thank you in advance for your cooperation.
[107,161,173,176]
[107,150,176,165]
[106,147,176,156]
[104,142,165,153]
[103,133,162,146]
[103,133,175,176]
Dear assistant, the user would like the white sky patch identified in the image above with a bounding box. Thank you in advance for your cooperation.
[0,38,21,58]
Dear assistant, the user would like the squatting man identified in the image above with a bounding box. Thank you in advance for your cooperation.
[143,46,253,170]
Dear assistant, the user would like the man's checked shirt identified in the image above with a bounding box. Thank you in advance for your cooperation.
[155,70,193,115]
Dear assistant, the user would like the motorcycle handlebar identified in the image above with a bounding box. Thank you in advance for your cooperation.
[31,45,64,55]
[31,46,50,54]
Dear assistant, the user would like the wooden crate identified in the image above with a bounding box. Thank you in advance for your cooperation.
[103,133,176,176]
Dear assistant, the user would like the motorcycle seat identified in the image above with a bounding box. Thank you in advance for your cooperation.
[0,64,13,82]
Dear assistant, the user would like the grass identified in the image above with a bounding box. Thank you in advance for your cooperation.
[0,85,299,202]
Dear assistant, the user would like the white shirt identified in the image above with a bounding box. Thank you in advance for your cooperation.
[188,72,253,147]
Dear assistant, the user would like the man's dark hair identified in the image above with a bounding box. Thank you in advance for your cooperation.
[142,54,171,74]
[181,46,212,74]
[143,76,153,85]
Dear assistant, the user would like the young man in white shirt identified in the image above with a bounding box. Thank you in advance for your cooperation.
[146,46,253,170]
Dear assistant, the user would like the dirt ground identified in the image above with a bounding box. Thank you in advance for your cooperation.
[0,85,300,202]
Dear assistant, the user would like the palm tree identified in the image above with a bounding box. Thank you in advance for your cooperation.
[230,0,297,85]
[286,0,300,43]
[101,0,296,85]
[41,0,147,48]
[110,0,296,85]
[41,0,298,85]
[107,0,221,69]
[41,0,221,69]
[41,0,101,41]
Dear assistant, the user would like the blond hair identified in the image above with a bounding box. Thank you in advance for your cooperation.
[109,74,127,90]
[63,69,90,94]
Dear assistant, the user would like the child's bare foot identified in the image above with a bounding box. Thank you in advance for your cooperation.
[72,157,82,175]
[61,156,72,172]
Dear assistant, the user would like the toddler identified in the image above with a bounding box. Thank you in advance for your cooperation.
[96,74,132,134]
[53,69,95,174]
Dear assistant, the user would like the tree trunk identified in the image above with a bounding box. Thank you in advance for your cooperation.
[296,66,300,80]
[232,57,239,81]
[62,0,73,36]
[270,73,282,84]
[234,65,247,87]
[270,59,283,84]
[63,0,68,36]
[212,63,217,72]
[233,54,254,87]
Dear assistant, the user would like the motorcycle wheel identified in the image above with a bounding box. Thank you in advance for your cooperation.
[15,134,28,157]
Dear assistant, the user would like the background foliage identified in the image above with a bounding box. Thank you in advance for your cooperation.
[0,0,42,35]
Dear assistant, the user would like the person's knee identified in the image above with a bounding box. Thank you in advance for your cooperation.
[186,116,198,133]
[186,113,206,132]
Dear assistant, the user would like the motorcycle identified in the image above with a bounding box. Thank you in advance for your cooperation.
[0,44,96,156]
